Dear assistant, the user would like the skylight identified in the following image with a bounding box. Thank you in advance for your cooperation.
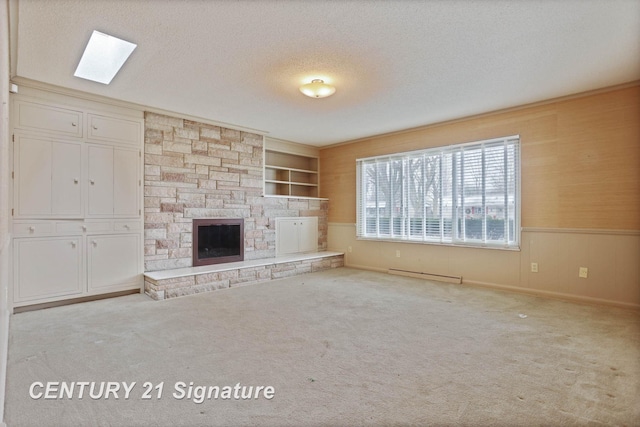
[74,30,137,84]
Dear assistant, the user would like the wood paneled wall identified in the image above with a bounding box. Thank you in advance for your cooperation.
[320,84,640,230]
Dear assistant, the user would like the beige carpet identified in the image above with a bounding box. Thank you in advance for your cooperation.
[5,268,640,426]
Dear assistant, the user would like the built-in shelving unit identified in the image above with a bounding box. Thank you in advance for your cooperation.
[264,147,320,198]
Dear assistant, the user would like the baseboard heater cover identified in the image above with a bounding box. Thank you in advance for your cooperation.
[388,268,462,284]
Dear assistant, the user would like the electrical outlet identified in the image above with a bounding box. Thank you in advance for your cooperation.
[531,262,538,273]
[579,267,588,278]
[348,246,352,253]
[396,250,401,258]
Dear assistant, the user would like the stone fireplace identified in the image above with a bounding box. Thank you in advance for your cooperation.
[143,112,329,273]
[142,112,343,300]
[192,218,244,266]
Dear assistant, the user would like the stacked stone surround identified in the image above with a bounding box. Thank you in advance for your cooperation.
[144,254,344,300]
[143,112,329,272]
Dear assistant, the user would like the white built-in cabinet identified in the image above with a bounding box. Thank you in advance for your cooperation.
[13,236,83,301]
[14,136,83,217]
[87,144,140,217]
[10,90,144,308]
[276,217,318,256]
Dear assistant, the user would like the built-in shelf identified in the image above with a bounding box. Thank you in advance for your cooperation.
[265,149,319,198]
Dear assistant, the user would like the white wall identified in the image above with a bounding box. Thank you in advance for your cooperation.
[0,0,11,423]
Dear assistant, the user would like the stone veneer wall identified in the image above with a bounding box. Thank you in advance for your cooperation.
[144,112,328,272]
[145,255,344,300]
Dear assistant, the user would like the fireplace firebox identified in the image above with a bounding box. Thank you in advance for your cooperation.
[192,219,244,267]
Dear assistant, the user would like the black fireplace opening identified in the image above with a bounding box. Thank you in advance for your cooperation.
[193,218,244,266]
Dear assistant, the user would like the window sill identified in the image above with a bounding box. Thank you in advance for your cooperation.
[355,236,521,251]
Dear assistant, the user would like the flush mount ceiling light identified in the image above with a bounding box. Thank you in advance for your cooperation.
[74,30,137,84]
[299,79,336,98]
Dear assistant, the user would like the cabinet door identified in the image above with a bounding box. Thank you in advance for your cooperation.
[15,137,83,217]
[87,234,141,291]
[87,114,141,146]
[13,237,83,302]
[113,148,140,216]
[51,141,82,215]
[14,100,83,138]
[297,217,318,253]
[15,136,52,216]
[276,219,299,255]
[87,145,114,216]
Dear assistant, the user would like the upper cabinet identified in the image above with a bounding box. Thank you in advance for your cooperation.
[87,144,140,217]
[13,98,143,145]
[87,113,142,146]
[13,135,83,218]
[11,92,143,220]
[14,99,83,138]
[264,138,323,199]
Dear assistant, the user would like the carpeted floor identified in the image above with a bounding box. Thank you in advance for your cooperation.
[4,268,640,426]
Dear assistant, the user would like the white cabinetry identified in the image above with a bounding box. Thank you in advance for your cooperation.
[88,234,141,291]
[10,89,143,308]
[87,113,142,146]
[13,99,83,138]
[14,136,82,217]
[13,236,83,302]
[276,217,318,256]
[87,145,140,217]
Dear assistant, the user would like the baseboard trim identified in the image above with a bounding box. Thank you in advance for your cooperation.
[388,268,462,284]
[344,263,639,310]
[462,279,640,310]
[13,289,141,314]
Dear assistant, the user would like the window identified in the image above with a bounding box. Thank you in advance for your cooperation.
[356,136,520,249]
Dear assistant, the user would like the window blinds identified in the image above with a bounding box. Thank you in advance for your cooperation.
[356,136,519,248]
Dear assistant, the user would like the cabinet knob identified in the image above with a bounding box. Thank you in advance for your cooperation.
[82,226,87,232]
[71,122,77,127]
[73,178,79,184]
[90,180,95,185]
[124,224,130,229]
[70,242,76,248]
[91,240,98,246]
[28,226,35,232]
[92,125,98,130]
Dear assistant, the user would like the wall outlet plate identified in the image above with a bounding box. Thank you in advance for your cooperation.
[579,267,588,278]
[531,262,538,273]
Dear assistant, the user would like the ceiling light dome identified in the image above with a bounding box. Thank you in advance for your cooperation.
[299,79,336,98]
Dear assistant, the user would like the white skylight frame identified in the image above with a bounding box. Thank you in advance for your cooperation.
[74,30,137,84]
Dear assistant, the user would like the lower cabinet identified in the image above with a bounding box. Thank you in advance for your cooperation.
[276,217,318,256]
[11,221,142,307]
[87,234,140,292]
[13,236,83,302]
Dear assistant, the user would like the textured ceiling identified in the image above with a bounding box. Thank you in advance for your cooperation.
[12,0,640,146]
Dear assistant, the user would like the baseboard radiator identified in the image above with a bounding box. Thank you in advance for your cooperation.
[388,268,462,284]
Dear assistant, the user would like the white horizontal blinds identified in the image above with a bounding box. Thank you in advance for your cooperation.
[356,136,519,248]
[407,156,423,239]
[440,151,454,241]
[505,139,519,244]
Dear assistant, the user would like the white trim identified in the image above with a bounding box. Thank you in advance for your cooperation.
[1,1,11,423]
[356,134,520,162]
[355,236,521,251]
[11,77,268,136]
[462,279,640,311]
[264,195,329,201]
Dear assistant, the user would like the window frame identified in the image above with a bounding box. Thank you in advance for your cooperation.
[356,135,521,250]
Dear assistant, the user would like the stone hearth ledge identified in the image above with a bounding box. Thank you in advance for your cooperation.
[144,251,344,300]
